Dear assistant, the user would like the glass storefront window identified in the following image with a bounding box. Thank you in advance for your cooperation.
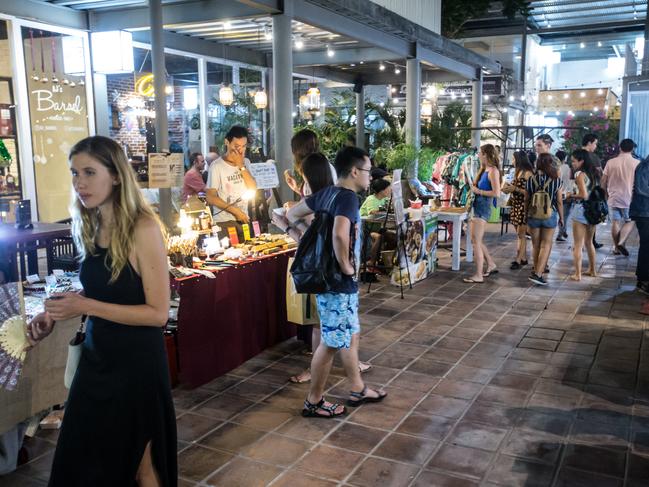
[0,21,22,215]
[22,26,90,222]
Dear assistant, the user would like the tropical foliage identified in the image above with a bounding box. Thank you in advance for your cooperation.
[561,113,621,160]
[442,0,531,38]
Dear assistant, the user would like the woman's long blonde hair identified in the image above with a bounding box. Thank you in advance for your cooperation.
[69,136,163,283]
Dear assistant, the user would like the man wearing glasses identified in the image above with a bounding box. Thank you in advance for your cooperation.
[206,125,257,239]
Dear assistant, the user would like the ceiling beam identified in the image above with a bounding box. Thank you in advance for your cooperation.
[0,0,87,30]
[529,19,645,35]
[292,0,414,58]
[131,30,268,67]
[293,47,401,67]
[89,0,280,31]
[417,44,478,80]
[296,0,500,73]
[293,66,356,85]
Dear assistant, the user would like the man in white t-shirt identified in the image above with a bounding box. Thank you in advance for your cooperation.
[206,126,257,239]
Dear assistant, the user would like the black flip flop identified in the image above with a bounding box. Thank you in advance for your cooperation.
[483,269,499,277]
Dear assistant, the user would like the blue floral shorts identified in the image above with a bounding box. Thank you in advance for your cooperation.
[315,293,360,349]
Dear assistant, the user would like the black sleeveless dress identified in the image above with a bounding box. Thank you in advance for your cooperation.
[49,247,177,486]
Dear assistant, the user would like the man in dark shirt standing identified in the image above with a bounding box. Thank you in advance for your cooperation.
[288,147,387,418]
[582,133,603,248]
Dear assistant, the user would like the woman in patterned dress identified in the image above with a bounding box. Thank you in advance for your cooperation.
[503,151,534,270]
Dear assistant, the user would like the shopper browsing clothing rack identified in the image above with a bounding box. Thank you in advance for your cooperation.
[463,144,501,284]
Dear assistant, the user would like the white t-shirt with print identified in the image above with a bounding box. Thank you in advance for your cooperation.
[207,157,254,223]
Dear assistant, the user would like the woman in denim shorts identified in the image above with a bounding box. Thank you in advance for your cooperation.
[566,149,598,280]
[464,144,502,284]
[526,153,564,285]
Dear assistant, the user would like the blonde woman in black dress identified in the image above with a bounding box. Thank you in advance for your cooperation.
[504,151,534,269]
[28,136,176,486]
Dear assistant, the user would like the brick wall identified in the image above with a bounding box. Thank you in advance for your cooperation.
[107,74,147,155]
[107,75,190,156]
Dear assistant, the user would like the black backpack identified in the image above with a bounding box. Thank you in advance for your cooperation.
[290,188,349,294]
[582,185,609,225]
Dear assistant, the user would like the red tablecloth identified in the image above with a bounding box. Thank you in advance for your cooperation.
[174,252,296,388]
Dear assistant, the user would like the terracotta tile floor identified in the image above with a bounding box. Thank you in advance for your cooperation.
[5,223,649,486]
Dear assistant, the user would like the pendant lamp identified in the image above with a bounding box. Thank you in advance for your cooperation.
[254,89,268,109]
[421,99,433,117]
[219,84,234,106]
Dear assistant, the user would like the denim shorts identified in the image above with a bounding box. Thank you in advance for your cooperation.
[527,211,558,229]
[571,203,590,225]
[611,207,630,222]
[472,195,493,221]
[315,292,360,349]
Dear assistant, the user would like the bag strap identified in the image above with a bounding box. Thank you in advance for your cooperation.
[324,187,342,214]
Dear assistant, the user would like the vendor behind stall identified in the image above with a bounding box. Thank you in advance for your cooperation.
[206,126,257,239]
[360,178,395,270]
[182,152,206,203]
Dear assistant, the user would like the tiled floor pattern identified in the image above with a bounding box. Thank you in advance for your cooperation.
[3,223,649,487]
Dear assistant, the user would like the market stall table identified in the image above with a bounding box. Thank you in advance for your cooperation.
[172,251,296,388]
[436,211,473,271]
[0,222,72,281]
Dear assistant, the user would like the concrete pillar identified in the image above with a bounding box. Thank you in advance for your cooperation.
[149,0,172,227]
[93,73,109,136]
[471,71,483,149]
[405,58,421,178]
[272,12,294,203]
[520,19,527,94]
[642,11,649,76]
[198,58,209,156]
[355,85,365,149]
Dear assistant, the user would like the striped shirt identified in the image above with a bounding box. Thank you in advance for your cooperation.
[526,173,563,211]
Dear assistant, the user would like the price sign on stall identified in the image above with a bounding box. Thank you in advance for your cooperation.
[148,153,184,189]
[248,161,279,189]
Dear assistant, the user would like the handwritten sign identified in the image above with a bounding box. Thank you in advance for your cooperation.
[148,153,184,189]
[248,161,279,189]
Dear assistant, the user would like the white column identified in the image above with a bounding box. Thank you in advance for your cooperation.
[149,0,172,227]
[198,58,209,156]
[471,71,483,149]
[272,12,294,203]
[355,86,365,149]
[405,58,421,178]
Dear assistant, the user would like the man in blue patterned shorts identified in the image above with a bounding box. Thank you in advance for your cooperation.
[288,147,387,418]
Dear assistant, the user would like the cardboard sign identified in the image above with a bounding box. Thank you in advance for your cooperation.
[148,153,184,189]
[252,221,261,237]
[242,224,251,241]
[248,161,279,189]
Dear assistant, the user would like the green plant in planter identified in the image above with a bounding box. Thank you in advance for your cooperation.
[418,147,437,182]
[383,143,418,177]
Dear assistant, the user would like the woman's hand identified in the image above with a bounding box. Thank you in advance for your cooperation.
[471,186,480,195]
[26,312,55,345]
[45,292,90,321]
[271,212,289,232]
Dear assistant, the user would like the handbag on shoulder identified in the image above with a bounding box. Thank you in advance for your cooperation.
[64,316,86,389]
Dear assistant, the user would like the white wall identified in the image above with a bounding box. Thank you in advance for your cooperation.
[370,0,441,34]
[546,58,624,92]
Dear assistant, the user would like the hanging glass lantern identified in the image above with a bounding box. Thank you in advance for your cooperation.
[421,99,433,117]
[219,84,234,106]
[306,85,320,110]
[254,89,268,109]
